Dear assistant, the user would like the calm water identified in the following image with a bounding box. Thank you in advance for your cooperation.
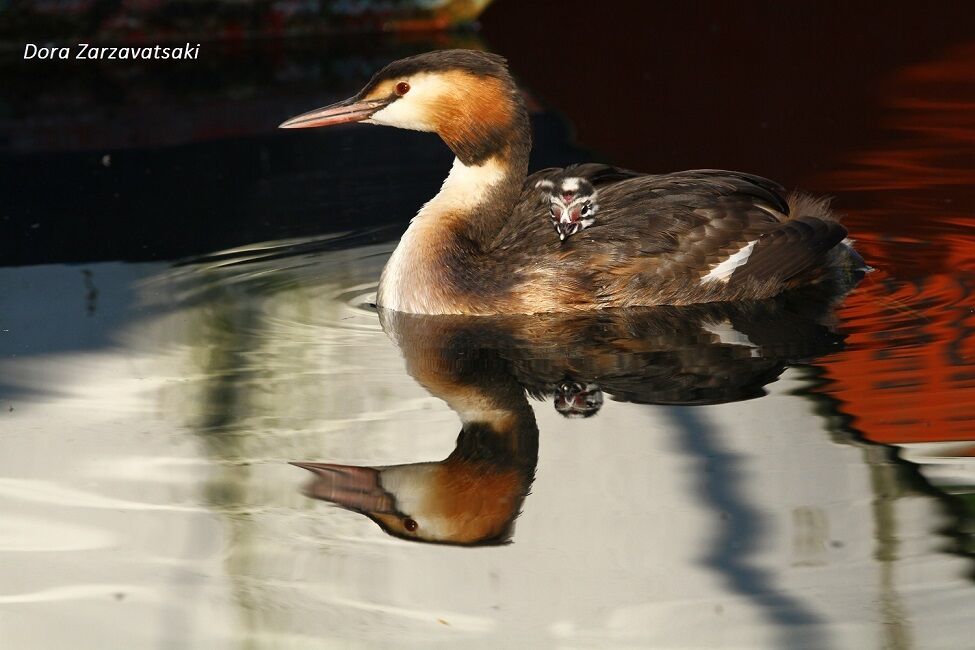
[2,37,975,650]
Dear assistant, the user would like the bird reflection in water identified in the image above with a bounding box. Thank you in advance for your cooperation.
[293,281,858,545]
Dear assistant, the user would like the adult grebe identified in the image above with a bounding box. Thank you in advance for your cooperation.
[280,49,859,315]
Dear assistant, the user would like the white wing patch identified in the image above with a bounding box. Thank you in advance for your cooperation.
[701,239,759,284]
[702,320,759,349]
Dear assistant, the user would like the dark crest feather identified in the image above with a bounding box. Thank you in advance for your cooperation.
[361,49,510,97]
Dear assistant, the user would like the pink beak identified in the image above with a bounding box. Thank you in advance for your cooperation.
[279,96,391,129]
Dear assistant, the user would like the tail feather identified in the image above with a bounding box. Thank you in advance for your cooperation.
[787,192,838,222]
[730,215,848,286]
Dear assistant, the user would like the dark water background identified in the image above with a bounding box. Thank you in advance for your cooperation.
[1,2,974,648]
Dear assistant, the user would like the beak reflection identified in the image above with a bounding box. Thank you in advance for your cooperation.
[290,462,395,514]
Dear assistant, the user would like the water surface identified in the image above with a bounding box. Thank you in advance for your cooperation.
[2,27,975,650]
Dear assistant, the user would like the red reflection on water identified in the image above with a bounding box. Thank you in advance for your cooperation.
[816,44,975,445]
[824,43,975,193]
[824,271,975,444]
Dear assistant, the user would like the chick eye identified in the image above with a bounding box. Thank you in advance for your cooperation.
[395,81,410,96]
[581,203,591,215]
[403,517,418,532]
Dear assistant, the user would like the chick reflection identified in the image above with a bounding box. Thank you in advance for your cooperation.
[554,381,604,418]
[294,284,854,545]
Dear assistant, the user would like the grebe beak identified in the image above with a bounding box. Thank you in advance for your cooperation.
[279,96,391,129]
[290,461,396,513]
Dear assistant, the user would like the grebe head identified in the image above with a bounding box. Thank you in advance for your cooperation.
[291,458,525,546]
[279,49,527,166]
[536,177,598,241]
[553,380,604,417]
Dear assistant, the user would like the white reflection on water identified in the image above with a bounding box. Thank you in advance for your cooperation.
[0,247,973,649]
[0,584,158,604]
[0,478,207,512]
[0,515,116,553]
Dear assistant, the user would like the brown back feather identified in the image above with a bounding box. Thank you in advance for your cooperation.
[487,168,845,307]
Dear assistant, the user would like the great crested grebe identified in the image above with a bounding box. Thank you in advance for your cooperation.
[280,49,860,315]
[536,175,598,241]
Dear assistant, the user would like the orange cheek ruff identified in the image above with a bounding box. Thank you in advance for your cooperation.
[431,460,523,543]
[435,73,515,156]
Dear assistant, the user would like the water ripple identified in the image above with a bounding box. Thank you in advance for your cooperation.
[0,479,206,513]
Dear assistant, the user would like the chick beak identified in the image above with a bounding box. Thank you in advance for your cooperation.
[556,220,574,241]
[290,462,396,513]
[279,96,391,129]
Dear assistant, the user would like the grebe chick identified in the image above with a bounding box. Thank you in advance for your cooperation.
[553,380,604,417]
[280,49,863,316]
[536,176,598,241]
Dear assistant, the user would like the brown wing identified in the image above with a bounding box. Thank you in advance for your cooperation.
[498,168,783,252]
[489,168,843,307]
[729,216,848,286]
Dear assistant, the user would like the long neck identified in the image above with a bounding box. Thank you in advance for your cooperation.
[381,310,540,471]
[429,144,530,243]
[377,127,531,314]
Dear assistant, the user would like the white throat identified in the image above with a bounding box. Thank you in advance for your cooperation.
[423,156,507,213]
[377,156,507,313]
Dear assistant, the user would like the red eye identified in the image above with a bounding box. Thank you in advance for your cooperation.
[395,81,410,96]
[404,518,418,532]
